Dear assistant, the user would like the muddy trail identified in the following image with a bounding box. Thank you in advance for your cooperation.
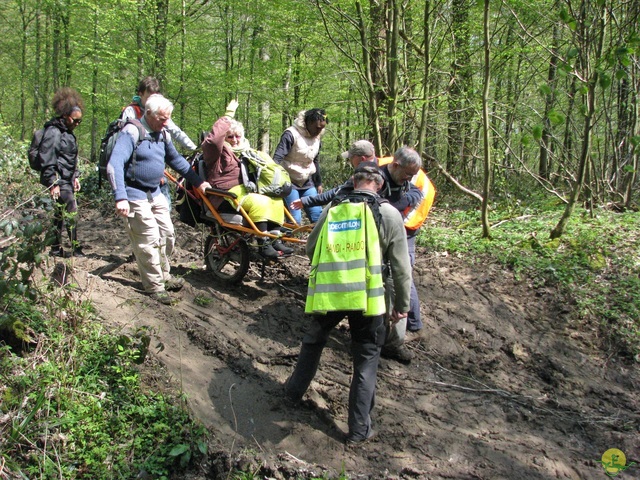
[58,205,638,479]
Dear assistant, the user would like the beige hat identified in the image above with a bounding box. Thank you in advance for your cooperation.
[341,140,375,159]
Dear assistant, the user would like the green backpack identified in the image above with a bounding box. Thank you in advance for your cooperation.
[239,149,292,198]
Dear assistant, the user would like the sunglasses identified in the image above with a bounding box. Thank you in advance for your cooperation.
[69,117,82,125]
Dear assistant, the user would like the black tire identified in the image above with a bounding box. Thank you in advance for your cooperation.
[204,232,250,284]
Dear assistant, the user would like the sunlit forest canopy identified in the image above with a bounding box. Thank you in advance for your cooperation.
[1,0,638,211]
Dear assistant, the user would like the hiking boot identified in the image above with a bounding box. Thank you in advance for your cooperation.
[345,429,376,445]
[49,247,64,257]
[259,243,280,259]
[381,345,413,364]
[273,239,294,255]
[71,247,86,258]
[165,277,185,292]
[150,292,173,305]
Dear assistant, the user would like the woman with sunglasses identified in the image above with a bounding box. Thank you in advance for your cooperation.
[38,87,85,257]
[201,100,293,259]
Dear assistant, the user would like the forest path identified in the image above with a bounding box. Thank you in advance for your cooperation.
[67,207,639,479]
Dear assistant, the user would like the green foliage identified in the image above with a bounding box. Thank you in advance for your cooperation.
[194,293,214,307]
[0,297,207,478]
[0,215,50,273]
[419,204,640,359]
[0,137,207,479]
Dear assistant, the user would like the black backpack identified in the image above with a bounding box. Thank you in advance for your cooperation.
[330,192,386,235]
[28,126,58,172]
[174,151,205,227]
[97,118,147,188]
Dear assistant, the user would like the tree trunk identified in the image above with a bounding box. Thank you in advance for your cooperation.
[178,0,187,128]
[446,0,472,178]
[386,0,400,151]
[32,0,43,128]
[416,0,431,157]
[90,5,99,162]
[480,0,491,239]
[282,37,292,131]
[356,1,383,152]
[551,0,607,239]
[258,47,270,152]
[19,0,29,140]
[539,20,560,180]
[155,0,168,85]
[137,0,145,75]
[620,0,639,207]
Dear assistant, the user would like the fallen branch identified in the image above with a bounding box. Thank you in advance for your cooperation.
[432,160,483,203]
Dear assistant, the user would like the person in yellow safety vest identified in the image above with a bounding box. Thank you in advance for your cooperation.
[305,198,386,316]
[291,142,435,362]
[285,161,412,445]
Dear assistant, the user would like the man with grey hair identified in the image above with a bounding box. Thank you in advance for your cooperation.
[289,139,377,212]
[340,139,377,166]
[109,94,211,305]
[378,146,424,362]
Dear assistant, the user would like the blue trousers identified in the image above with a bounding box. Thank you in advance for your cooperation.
[285,311,386,441]
[285,186,322,224]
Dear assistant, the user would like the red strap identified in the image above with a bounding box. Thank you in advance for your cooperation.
[131,103,143,119]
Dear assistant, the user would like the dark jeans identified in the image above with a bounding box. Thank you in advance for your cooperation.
[285,311,386,440]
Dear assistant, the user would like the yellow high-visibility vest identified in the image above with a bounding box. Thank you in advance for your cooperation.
[305,200,385,316]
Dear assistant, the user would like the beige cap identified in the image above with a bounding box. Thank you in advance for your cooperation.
[341,140,375,159]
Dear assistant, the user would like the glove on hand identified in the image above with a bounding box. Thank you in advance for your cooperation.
[225,99,239,118]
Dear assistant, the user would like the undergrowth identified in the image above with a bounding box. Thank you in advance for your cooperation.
[419,203,640,361]
[0,128,207,479]
[0,247,207,478]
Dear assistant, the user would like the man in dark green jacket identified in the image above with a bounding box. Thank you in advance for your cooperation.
[285,161,411,444]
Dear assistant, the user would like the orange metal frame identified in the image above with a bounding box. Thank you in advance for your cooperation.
[165,170,311,244]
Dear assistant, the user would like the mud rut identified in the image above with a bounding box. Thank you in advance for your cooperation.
[64,207,638,479]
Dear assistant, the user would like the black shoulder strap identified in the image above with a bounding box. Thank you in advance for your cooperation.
[125,118,147,145]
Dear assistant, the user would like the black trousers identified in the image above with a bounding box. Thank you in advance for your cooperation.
[285,310,386,440]
[52,184,78,249]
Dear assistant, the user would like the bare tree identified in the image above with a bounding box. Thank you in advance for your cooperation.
[551,0,607,239]
[481,0,491,239]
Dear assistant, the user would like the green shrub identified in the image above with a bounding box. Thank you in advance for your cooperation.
[0,130,207,479]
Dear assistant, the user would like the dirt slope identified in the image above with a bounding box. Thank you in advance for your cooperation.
[63,206,638,479]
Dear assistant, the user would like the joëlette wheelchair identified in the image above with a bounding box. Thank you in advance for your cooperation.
[165,162,311,284]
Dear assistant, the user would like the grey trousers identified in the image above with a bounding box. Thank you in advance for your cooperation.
[285,311,386,441]
[406,235,423,331]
